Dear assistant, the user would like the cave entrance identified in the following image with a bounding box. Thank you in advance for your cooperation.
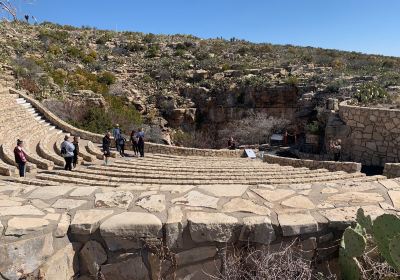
[361,165,384,176]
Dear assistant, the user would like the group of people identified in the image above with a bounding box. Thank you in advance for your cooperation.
[14,135,80,177]
[102,124,145,165]
[13,125,145,177]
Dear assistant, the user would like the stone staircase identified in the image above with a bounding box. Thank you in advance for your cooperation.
[0,88,104,177]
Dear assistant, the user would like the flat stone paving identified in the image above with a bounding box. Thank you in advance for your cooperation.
[0,154,399,278]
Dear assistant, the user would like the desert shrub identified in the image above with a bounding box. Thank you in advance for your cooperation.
[67,46,83,58]
[50,68,68,87]
[173,129,215,149]
[96,33,113,45]
[125,41,146,52]
[285,75,299,86]
[48,44,62,55]
[73,95,142,134]
[38,29,69,43]
[212,241,336,280]
[174,49,186,57]
[143,33,156,43]
[81,50,98,64]
[146,45,160,58]
[19,78,40,94]
[217,114,289,147]
[67,69,116,94]
[97,71,116,85]
[353,83,388,104]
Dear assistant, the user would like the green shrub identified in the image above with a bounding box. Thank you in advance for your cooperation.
[143,33,156,43]
[285,75,299,86]
[38,29,69,43]
[97,71,116,85]
[96,33,112,45]
[146,45,159,58]
[306,121,320,135]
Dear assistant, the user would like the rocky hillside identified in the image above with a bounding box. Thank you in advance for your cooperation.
[1,21,400,147]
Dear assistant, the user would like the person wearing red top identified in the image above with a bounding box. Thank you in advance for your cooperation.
[14,139,27,177]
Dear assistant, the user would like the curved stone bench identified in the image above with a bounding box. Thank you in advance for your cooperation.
[263,154,362,173]
[37,129,65,167]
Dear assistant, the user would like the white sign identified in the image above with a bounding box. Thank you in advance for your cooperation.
[245,149,256,158]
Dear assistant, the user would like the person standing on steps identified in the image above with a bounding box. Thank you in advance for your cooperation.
[72,136,80,168]
[14,139,27,177]
[130,129,139,156]
[117,133,126,157]
[112,124,121,152]
[61,135,75,171]
[137,127,145,157]
[103,132,112,165]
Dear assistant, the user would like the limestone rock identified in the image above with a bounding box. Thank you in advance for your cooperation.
[222,198,271,215]
[80,240,107,276]
[176,246,217,266]
[52,198,87,210]
[172,191,219,209]
[95,191,134,209]
[28,186,75,200]
[281,195,315,209]
[252,189,295,202]
[165,206,184,249]
[197,185,248,197]
[55,213,71,238]
[37,243,77,280]
[187,212,239,243]
[278,212,319,236]
[380,179,400,190]
[69,186,98,197]
[321,205,385,229]
[100,212,162,251]
[0,233,54,279]
[136,194,166,212]
[388,191,400,209]
[5,217,50,236]
[239,216,276,244]
[101,256,149,280]
[0,199,22,206]
[326,192,385,204]
[0,205,44,216]
[70,209,114,235]
[159,185,195,194]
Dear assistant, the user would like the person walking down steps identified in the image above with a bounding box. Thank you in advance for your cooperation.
[61,135,75,171]
[103,132,112,165]
[130,129,139,156]
[117,134,126,157]
[72,136,80,168]
[14,139,27,177]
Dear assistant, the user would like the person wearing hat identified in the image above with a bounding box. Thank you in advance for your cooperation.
[60,135,75,171]
[112,124,121,152]
[14,139,28,177]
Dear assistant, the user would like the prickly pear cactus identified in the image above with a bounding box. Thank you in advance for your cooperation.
[343,227,366,258]
[339,249,361,280]
[372,214,400,269]
[389,233,400,271]
[356,208,372,233]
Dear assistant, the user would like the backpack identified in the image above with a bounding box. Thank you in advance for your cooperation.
[61,142,67,156]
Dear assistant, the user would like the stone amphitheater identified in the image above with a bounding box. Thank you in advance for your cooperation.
[0,87,399,280]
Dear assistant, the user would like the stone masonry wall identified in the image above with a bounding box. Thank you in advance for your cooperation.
[263,154,362,173]
[8,88,243,158]
[339,101,400,166]
[383,163,400,178]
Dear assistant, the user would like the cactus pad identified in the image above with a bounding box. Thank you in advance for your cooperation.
[356,208,372,233]
[339,249,361,280]
[389,233,400,271]
[372,214,400,269]
[343,227,366,257]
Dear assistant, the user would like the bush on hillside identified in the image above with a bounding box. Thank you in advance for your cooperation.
[354,83,388,104]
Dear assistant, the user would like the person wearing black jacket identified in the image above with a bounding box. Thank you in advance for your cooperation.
[130,130,139,156]
[72,136,80,168]
[103,132,111,165]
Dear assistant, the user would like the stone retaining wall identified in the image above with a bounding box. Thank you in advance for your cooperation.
[263,154,362,173]
[8,88,243,158]
[383,163,400,178]
[339,101,400,166]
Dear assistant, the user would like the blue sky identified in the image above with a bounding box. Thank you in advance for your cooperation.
[15,0,400,57]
